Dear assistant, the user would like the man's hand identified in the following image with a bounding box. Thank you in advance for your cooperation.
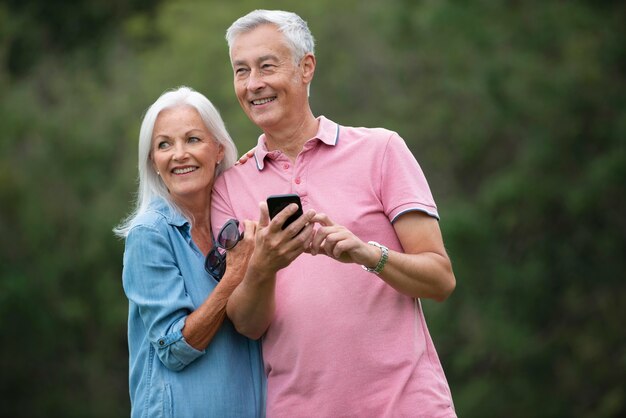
[248,201,316,274]
[226,202,316,340]
[308,213,380,268]
[235,148,256,165]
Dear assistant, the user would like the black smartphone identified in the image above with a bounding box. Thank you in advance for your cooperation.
[267,194,304,230]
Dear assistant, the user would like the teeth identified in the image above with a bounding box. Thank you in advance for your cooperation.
[252,97,275,105]
[173,167,197,174]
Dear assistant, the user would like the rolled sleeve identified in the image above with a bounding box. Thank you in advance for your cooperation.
[123,224,205,371]
[154,316,204,371]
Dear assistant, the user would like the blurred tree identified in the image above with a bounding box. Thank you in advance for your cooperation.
[0,0,624,417]
[1,0,163,77]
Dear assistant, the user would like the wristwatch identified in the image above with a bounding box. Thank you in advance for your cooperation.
[362,241,389,275]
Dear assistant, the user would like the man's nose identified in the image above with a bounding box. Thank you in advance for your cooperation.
[247,70,265,92]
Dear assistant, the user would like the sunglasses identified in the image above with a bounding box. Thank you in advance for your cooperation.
[204,219,244,280]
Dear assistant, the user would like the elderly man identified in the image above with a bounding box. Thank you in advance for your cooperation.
[212,9,457,418]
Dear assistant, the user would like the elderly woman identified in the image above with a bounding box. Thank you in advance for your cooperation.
[114,87,265,417]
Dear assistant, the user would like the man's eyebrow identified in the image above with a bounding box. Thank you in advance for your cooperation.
[257,54,279,62]
[233,54,280,67]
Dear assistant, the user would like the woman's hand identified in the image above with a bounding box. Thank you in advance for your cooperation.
[223,220,257,284]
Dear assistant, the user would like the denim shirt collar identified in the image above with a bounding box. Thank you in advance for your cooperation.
[149,197,191,236]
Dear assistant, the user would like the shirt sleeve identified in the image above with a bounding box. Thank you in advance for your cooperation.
[122,224,204,371]
[211,175,237,235]
[380,132,439,222]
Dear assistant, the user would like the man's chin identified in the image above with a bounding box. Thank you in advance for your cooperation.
[247,113,279,130]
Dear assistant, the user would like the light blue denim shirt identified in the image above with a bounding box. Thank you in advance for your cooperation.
[122,198,265,418]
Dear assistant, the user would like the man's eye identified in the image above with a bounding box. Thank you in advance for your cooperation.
[235,68,249,75]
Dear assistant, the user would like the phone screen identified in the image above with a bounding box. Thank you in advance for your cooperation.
[267,194,304,230]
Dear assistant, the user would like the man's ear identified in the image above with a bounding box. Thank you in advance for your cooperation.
[301,53,316,84]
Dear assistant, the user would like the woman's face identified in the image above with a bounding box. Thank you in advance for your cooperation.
[151,105,224,205]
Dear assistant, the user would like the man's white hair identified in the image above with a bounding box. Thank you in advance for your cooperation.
[226,9,315,65]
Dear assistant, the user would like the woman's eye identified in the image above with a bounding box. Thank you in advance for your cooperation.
[188,136,200,143]
[157,141,169,149]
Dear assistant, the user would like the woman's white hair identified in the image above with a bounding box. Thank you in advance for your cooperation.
[114,86,237,238]
[226,9,315,64]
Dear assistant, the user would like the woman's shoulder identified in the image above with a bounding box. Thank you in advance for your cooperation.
[129,198,184,233]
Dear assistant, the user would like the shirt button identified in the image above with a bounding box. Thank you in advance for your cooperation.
[295,178,301,184]
[158,339,165,346]
[283,163,290,170]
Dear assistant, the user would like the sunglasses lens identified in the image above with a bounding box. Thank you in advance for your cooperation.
[218,221,241,249]
[205,248,225,279]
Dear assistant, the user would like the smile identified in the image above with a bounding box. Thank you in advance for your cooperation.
[251,97,276,105]
[172,166,198,175]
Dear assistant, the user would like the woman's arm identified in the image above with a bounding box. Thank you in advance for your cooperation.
[122,221,256,371]
[182,220,257,349]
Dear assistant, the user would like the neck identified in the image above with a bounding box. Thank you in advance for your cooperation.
[174,192,212,235]
[184,201,213,255]
[263,109,318,161]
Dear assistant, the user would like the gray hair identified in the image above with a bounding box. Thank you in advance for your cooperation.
[114,86,237,238]
[226,9,315,64]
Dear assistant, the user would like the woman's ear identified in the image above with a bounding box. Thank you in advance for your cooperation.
[217,143,225,165]
[150,156,158,175]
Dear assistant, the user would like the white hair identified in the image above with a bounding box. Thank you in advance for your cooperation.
[226,9,315,65]
[114,86,237,238]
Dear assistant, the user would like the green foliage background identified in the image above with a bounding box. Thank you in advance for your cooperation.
[1,0,624,416]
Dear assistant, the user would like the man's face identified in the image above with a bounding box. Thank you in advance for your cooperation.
[230,24,310,131]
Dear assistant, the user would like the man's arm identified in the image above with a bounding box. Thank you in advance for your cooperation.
[384,211,455,301]
[227,202,317,339]
[309,211,455,301]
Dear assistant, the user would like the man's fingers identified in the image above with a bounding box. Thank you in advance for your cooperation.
[258,201,270,227]
[268,203,303,232]
[283,208,316,238]
[310,225,329,256]
[235,147,256,165]
[311,213,334,227]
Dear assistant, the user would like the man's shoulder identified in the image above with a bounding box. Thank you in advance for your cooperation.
[216,162,260,188]
[338,123,399,145]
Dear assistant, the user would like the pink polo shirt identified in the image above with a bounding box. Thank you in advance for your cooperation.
[212,116,456,418]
